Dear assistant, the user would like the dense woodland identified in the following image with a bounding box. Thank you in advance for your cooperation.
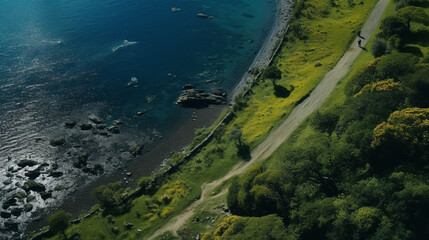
[203,0,429,239]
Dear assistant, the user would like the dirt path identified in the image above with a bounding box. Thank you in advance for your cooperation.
[147,0,390,238]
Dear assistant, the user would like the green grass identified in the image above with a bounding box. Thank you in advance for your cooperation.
[228,0,378,148]
[37,1,382,239]
[263,0,407,169]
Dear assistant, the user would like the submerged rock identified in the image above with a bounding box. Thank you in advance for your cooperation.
[64,121,77,128]
[113,120,124,125]
[89,117,104,124]
[80,124,93,130]
[3,221,18,231]
[50,137,66,146]
[129,144,144,156]
[96,124,107,130]
[82,164,104,175]
[107,126,120,134]
[73,152,88,169]
[197,13,214,19]
[49,171,64,178]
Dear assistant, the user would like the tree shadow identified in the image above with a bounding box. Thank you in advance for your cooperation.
[237,144,251,161]
[406,30,429,47]
[413,1,429,7]
[402,46,424,57]
[274,84,292,98]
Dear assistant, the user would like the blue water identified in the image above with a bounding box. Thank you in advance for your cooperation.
[0,0,275,234]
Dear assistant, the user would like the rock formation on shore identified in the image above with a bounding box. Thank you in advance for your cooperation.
[176,84,226,108]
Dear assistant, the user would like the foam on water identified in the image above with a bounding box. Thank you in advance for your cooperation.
[112,40,139,52]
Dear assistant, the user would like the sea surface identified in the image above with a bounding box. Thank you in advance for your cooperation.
[0,0,275,236]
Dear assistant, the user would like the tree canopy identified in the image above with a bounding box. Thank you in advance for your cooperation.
[397,6,429,30]
[262,65,282,83]
[48,210,72,240]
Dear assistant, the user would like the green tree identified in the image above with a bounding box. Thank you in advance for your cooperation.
[400,65,429,107]
[397,6,429,30]
[48,210,72,240]
[372,38,387,58]
[312,110,340,134]
[371,108,429,169]
[94,182,123,210]
[229,128,250,158]
[379,16,408,39]
[262,65,282,85]
[202,215,288,240]
[375,53,418,80]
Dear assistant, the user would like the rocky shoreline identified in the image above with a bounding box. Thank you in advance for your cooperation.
[3,0,295,238]
[0,114,151,238]
[231,0,293,100]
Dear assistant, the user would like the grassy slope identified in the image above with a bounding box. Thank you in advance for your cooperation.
[266,0,397,171]
[231,0,378,148]
[40,0,380,239]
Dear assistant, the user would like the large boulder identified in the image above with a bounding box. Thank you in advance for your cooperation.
[25,169,41,180]
[23,203,33,212]
[3,221,19,231]
[23,180,46,192]
[40,191,52,200]
[49,171,64,178]
[0,211,11,218]
[14,191,27,199]
[17,160,38,168]
[107,126,120,134]
[80,124,93,130]
[73,152,88,168]
[129,144,144,156]
[2,196,16,210]
[10,208,22,217]
[64,121,77,128]
[176,87,227,108]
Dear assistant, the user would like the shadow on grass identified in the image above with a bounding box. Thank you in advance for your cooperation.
[274,84,292,98]
[237,144,251,161]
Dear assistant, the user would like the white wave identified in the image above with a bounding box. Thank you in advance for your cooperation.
[112,40,139,52]
[42,39,63,45]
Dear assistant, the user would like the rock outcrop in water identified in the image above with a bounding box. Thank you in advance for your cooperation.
[176,85,226,108]
[197,13,214,19]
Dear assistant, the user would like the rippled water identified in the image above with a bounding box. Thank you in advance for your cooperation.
[0,0,275,236]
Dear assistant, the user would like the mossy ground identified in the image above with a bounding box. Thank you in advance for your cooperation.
[40,0,381,239]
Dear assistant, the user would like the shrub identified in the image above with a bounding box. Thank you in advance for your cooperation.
[371,38,387,58]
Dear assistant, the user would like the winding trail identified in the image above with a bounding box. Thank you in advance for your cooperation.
[147,0,390,238]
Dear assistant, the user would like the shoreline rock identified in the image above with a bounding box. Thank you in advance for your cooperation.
[176,85,226,108]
